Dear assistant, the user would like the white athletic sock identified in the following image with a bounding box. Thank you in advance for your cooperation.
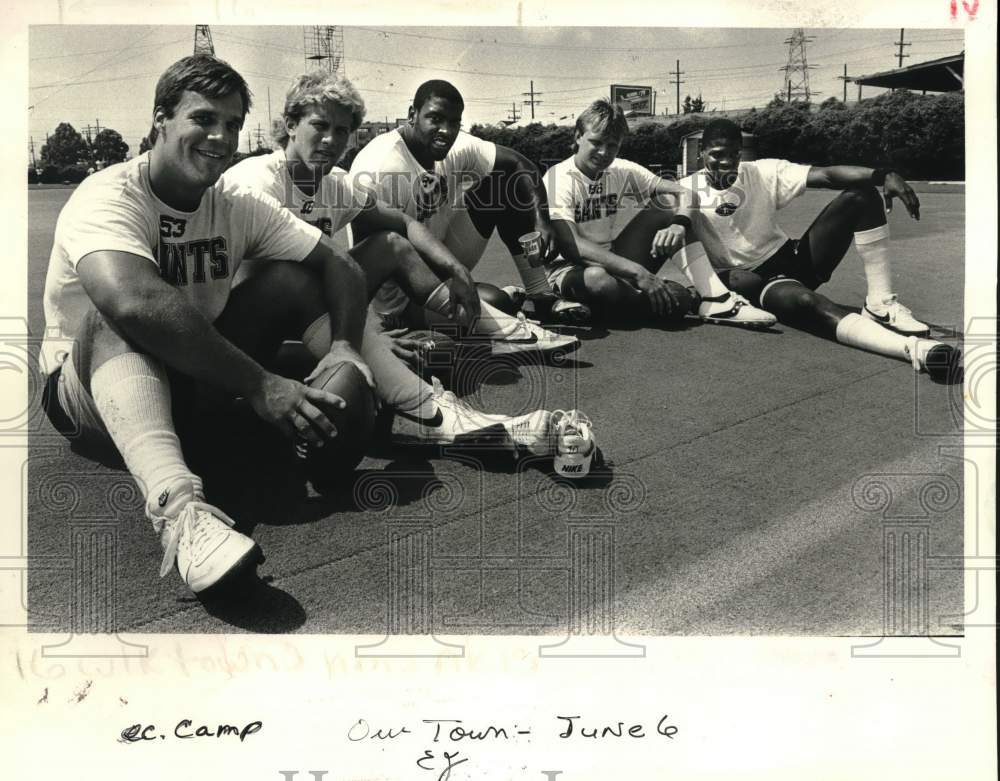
[90,353,203,512]
[835,312,912,362]
[360,313,437,417]
[674,242,729,299]
[423,282,525,339]
[302,313,331,358]
[854,224,893,305]
[511,252,551,296]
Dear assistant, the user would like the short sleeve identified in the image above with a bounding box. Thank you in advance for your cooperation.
[326,168,371,227]
[619,159,663,200]
[545,164,578,223]
[755,159,810,209]
[57,190,158,269]
[234,189,322,261]
[452,132,497,179]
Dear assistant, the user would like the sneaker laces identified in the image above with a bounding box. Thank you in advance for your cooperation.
[555,408,591,437]
[158,501,238,578]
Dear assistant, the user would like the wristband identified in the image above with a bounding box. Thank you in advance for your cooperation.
[871,167,895,186]
[669,215,693,231]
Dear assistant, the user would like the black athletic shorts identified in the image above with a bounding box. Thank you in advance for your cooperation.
[747,237,825,290]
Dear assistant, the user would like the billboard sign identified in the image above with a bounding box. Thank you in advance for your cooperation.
[610,84,654,115]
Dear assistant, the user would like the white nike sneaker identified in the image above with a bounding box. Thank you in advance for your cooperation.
[501,408,555,456]
[552,409,597,479]
[905,337,962,382]
[863,294,930,335]
[147,480,261,594]
[391,379,554,452]
[488,312,580,356]
[698,292,777,329]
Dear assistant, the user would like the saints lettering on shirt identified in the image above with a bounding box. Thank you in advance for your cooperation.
[545,158,662,250]
[41,154,322,374]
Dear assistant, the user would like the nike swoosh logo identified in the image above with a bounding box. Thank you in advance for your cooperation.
[500,333,539,345]
[865,307,891,324]
[396,407,445,427]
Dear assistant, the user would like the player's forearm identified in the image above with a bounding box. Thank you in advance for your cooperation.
[403,218,470,283]
[318,248,368,353]
[561,234,645,284]
[109,290,267,398]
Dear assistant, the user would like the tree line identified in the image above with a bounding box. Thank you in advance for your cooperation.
[29,122,130,184]
[468,90,964,181]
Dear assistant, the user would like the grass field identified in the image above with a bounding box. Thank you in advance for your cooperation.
[26,186,965,635]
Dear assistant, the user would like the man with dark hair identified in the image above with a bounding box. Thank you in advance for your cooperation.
[349,79,588,353]
[543,99,775,326]
[40,54,373,598]
[679,118,960,379]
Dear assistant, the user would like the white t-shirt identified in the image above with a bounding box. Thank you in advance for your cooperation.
[349,129,497,239]
[41,153,322,374]
[678,159,811,269]
[220,149,368,246]
[545,157,663,250]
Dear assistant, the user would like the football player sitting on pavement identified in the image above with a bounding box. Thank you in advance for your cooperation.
[40,54,371,599]
[348,79,588,355]
[679,118,961,380]
[221,70,558,452]
[543,99,775,328]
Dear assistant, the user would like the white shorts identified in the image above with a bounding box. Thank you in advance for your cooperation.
[46,355,113,446]
[372,207,490,317]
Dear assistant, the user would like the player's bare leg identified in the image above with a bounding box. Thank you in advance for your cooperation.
[721,271,960,382]
[466,169,590,324]
[801,185,929,335]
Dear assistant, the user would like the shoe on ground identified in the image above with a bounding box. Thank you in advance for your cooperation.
[550,297,592,325]
[863,294,930,336]
[147,480,261,594]
[698,292,777,329]
[552,409,597,479]
[489,312,580,356]
[906,337,962,382]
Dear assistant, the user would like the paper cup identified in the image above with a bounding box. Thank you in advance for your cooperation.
[518,231,544,268]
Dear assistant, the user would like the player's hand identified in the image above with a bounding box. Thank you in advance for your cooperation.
[248,372,343,445]
[650,225,686,260]
[536,219,561,262]
[307,343,375,390]
[383,327,431,367]
[883,173,920,220]
[447,269,481,328]
[634,269,680,317]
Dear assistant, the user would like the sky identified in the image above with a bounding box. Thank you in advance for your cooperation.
[27,25,964,159]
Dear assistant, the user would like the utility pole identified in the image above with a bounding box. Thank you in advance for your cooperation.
[267,86,272,131]
[837,63,850,102]
[29,137,36,167]
[508,101,520,123]
[894,28,911,68]
[253,124,266,150]
[670,60,684,115]
[522,80,542,120]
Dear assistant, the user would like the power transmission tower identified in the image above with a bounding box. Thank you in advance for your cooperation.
[194,25,215,56]
[670,60,684,115]
[522,80,542,120]
[779,29,819,102]
[304,26,346,76]
[893,28,911,68]
[253,124,266,150]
